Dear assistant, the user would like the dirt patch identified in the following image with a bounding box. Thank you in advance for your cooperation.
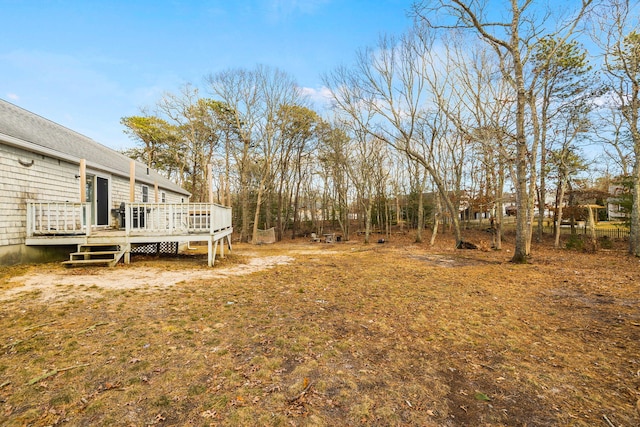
[407,253,492,267]
[2,255,293,302]
[287,248,339,256]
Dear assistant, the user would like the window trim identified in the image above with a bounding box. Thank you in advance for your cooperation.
[141,184,149,202]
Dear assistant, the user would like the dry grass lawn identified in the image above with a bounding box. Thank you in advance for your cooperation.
[0,231,639,426]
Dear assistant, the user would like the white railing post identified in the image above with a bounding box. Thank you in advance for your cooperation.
[41,202,46,232]
[125,203,131,236]
[84,202,92,236]
[210,203,214,235]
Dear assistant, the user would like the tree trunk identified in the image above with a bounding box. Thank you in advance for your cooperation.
[430,195,441,246]
[364,200,373,244]
[251,187,264,244]
[511,44,529,263]
[554,182,566,249]
[251,170,271,244]
[291,183,301,240]
[630,155,640,255]
[494,166,505,250]
[396,188,403,233]
[416,189,424,243]
[537,137,547,243]
[239,172,251,243]
[587,205,598,251]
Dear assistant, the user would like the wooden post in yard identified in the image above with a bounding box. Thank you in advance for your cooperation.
[129,160,135,202]
[79,159,86,202]
[587,205,597,248]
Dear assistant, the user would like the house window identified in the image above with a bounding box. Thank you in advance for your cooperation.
[142,185,149,202]
[161,191,166,203]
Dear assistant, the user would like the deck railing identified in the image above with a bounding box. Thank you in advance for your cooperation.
[26,201,91,237]
[123,202,232,235]
[26,202,232,237]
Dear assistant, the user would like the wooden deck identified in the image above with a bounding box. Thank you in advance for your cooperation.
[25,202,233,266]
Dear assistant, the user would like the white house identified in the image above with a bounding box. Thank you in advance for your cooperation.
[607,184,627,220]
[0,99,232,266]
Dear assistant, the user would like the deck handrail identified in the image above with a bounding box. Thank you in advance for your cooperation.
[123,202,232,236]
[26,201,232,237]
[26,201,91,237]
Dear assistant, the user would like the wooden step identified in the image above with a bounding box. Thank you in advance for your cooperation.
[77,244,120,252]
[70,250,120,259]
[64,242,126,267]
[62,259,116,267]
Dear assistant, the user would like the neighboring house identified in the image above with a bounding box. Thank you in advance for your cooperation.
[607,184,627,221]
[0,99,231,266]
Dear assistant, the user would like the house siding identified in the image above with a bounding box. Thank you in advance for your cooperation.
[1,144,189,247]
[0,143,79,247]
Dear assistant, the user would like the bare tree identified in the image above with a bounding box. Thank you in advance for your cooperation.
[348,134,389,243]
[324,29,467,247]
[206,69,260,241]
[317,120,352,239]
[432,35,514,250]
[594,0,640,255]
[273,105,320,240]
[206,65,304,242]
[412,0,594,262]
[595,105,634,176]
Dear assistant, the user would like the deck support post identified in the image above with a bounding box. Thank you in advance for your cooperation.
[208,237,213,267]
[213,239,219,266]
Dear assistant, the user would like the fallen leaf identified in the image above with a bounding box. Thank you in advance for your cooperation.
[201,409,217,418]
[475,392,491,401]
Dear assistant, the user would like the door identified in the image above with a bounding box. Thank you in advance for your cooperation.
[96,177,109,226]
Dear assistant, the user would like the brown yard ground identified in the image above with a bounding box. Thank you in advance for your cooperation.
[0,231,639,426]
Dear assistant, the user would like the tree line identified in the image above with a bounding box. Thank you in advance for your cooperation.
[121,0,640,261]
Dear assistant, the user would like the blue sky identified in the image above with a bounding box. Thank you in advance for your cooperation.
[1,0,413,150]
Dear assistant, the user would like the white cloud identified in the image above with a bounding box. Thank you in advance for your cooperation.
[301,85,333,109]
[6,93,19,100]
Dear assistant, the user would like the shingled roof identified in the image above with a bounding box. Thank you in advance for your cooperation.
[0,98,190,196]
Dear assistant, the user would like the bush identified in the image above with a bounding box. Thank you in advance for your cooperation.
[565,234,584,251]
[599,235,613,249]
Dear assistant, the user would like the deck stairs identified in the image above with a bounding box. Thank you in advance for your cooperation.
[62,243,126,267]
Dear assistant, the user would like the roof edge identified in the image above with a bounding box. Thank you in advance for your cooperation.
[0,131,190,196]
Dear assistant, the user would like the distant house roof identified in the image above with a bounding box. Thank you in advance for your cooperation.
[0,98,190,197]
